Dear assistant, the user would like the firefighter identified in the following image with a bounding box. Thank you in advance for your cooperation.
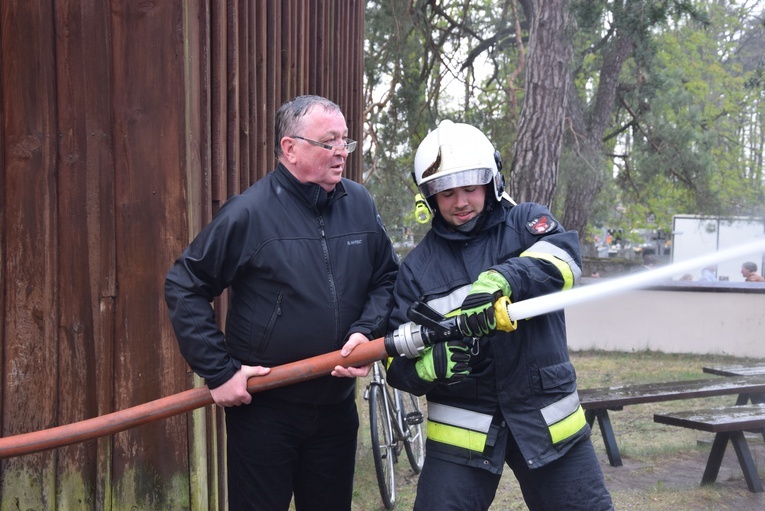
[386,120,613,510]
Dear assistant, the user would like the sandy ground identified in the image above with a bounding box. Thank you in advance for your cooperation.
[600,432,765,510]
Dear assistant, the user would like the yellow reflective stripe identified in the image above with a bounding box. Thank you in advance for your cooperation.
[521,239,581,288]
[548,405,587,444]
[427,421,488,452]
[520,251,576,290]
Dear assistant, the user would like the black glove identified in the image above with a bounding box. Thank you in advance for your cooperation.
[415,340,472,383]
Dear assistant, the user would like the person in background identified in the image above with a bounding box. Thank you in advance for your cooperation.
[385,120,613,511]
[741,261,765,282]
[165,95,399,511]
[641,253,656,270]
[699,265,717,282]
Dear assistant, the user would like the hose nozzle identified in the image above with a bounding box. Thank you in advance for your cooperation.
[384,297,517,358]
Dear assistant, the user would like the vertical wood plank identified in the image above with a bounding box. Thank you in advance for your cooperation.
[253,1,270,181]
[210,0,227,213]
[52,0,117,508]
[225,1,240,199]
[107,1,191,507]
[181,3,214,510]
[237,0,250,193]
[0,1,59,509]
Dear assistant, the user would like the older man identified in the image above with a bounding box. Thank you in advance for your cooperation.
[165,95,398,510]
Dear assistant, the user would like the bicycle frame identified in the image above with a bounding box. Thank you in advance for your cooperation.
[365,361,425,510]
[373,363,406,449]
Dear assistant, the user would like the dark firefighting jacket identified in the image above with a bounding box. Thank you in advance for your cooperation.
[386,200,588,473]
[165,164,399,404]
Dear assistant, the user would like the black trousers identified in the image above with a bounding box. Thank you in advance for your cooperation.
[414,430,614,511]
[225,392,359,511]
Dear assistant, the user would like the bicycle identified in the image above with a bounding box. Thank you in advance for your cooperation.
[364,360,425,510]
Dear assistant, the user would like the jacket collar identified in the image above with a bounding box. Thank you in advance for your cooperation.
[274,163,347,212]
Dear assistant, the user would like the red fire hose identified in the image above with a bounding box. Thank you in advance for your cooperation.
[0,338,389,459]
[6,238,763,459]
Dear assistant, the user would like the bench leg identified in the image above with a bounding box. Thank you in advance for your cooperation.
[588,409,623,467]
[730,431,764,493]
[701,432,764,493]
[702,432,729,486]
[735,394,765,442]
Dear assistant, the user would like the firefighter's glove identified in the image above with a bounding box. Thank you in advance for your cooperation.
[415,340,472,383]
[458,270,511,338]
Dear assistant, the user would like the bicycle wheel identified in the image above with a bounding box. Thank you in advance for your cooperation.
[397,389,425,473]
[369,383,396,510]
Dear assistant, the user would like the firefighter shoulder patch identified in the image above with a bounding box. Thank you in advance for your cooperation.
[526,215,557,235]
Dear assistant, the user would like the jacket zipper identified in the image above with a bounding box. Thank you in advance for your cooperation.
[255,292,283,355]
[318,216,341,345]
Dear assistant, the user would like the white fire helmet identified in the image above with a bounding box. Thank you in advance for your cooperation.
[413,120,504,214]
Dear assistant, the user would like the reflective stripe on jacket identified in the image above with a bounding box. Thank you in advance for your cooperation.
[540,392,586,444]
[427,391,586,453]
[427,402,494,452]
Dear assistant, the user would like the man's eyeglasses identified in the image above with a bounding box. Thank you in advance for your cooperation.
[291,135,357,154]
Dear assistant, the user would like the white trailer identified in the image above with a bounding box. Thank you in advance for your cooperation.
[670,215,765,281]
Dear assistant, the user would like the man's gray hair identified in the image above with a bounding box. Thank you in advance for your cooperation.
[274,95,342,158]
[743,261,758,272]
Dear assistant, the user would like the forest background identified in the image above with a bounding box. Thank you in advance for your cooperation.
[361,0,765,258]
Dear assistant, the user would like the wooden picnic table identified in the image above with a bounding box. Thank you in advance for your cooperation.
[654,403,765,492]
[702,364,765,404]
[702,364,765,377]
[579,374,765,467]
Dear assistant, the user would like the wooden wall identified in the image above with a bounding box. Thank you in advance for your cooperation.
[0,1,365,509]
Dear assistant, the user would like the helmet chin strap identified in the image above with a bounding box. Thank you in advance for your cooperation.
[454,215,481,232]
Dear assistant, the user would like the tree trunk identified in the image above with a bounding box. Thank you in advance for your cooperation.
[561,2,638,238]
[509,0,572,207]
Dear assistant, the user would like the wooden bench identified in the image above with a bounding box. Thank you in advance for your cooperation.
[704,363,765,378]
[703,364,765,377]
[579,375,765,467]
[654,404,765,492]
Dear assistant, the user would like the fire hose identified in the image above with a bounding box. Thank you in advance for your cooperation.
[1,238,763,459]
[0,309,469,459]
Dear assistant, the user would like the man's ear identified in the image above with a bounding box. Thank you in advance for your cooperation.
[281,137,299,164]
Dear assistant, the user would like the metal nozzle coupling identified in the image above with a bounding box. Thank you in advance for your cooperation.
[384,301,464,358]
[385,321,428,359]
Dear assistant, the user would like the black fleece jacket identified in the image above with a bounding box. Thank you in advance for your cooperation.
[165,164,399,404]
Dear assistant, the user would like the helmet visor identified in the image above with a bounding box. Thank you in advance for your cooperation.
[420,168,494,198]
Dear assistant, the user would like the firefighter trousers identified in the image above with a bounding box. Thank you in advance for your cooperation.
[413,428,614,511]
